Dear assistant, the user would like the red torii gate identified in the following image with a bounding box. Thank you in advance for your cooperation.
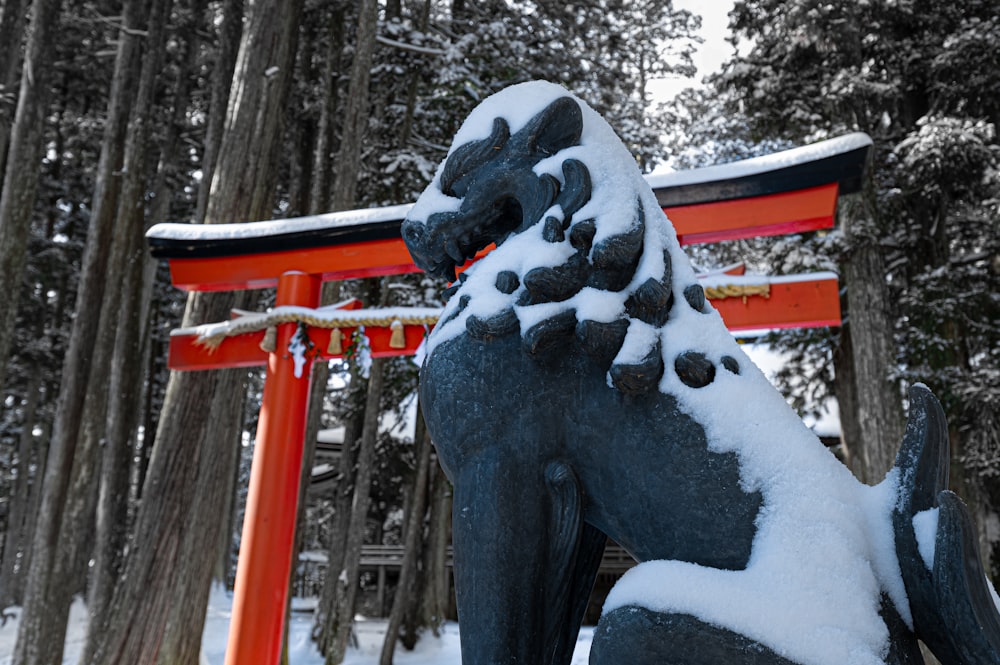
[146,133,871,665]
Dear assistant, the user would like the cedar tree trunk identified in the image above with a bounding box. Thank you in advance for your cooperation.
[840,210,903,482]
[0,0,29,186]
[84,0,304,662]
[328,0,377,211]
[0,0,62,394]
[379,410,433,664]
[325,354,388,665]
[12,1,146,662]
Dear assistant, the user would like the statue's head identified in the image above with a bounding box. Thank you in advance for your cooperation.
[401,81,719,394]
[401,95,586,282]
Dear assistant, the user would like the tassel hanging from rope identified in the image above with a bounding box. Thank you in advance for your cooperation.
[259,326,277,352]
[327,328,344,355]
[389,320,406,349]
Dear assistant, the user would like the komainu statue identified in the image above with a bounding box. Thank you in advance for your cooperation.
[400,81,1000,665]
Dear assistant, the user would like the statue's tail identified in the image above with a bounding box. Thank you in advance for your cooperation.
[892,384,1000,664]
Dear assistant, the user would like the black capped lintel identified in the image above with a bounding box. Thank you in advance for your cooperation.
[651,144,871,209]
[147,217,405,260]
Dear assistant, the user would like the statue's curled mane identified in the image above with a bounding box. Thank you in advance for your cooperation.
[402,84,738,395]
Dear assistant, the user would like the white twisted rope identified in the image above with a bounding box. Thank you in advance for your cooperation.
[190,305,443,351]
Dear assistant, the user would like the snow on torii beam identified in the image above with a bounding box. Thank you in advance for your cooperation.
[148,132,872,293]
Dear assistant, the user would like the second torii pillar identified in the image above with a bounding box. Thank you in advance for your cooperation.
[225,270,320,665]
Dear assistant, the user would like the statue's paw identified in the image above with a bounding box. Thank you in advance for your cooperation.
[892,384,1000,664]
[591,606,797,665]
[625,249,673,327]
[913,490,1000,664]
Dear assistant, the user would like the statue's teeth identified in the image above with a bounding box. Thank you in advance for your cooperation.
[446,240,464,263]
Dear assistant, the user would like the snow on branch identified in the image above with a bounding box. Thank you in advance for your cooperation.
[375,35,447,56]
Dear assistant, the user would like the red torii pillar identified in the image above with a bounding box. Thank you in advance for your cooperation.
[226,270,319,665]
[162,279,431,664]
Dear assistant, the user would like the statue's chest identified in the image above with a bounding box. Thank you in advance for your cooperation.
[421,331,605,418]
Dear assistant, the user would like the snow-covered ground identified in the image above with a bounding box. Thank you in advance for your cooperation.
[0,585,595,664]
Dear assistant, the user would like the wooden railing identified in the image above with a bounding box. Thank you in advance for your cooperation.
[294,542,638,611]
[299,542,636,575]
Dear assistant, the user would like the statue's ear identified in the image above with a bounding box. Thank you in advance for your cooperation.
[440,117,510,196]
[524,97,583,157]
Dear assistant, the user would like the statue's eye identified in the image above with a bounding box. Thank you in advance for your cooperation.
[495,198,523,233]
[402,223,423,246]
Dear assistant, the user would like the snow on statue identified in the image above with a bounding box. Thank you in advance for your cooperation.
[400,80,1000,665]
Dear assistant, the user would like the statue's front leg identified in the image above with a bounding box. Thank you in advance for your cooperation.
[451,452,590,665]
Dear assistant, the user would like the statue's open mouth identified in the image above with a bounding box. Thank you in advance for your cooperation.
[401,99,587,284]
[401,197,523,282]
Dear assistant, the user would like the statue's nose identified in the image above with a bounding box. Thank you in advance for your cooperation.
[401,218,425,251]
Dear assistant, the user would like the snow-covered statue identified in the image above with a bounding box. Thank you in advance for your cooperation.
[400,81,1000,665]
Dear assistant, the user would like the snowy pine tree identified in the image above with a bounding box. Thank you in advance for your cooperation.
[699,0,1000,573]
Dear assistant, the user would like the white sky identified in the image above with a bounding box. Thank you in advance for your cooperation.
[648,0,736,104]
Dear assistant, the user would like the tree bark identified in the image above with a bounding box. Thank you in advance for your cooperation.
[0,0,29,187]
[84,0,304,662]
[299,3,349,634]
[315,281,385,659]
[130,0,232,503]
[0,0,62,394]
[83,0,190,654]
[421,455,453,630]
[157,363,246,663]
[19,387,52,582]
[10,384,53,605]
[134,326,162,499]
[292,4,348,646]
[308,2,345,215]
[194,0,243,224]
[12,1,148,662]
[203,0,300,224]
[82,306,241,665]
[326,354,388,665]
[0,278,50,605]
[59,0,171,625]
[840,201,904,483]
[379,410,432,664]
[313,2,381,656]
[314,373,366,651]
[0,369,41,607]
[329,0,378,211]
[832,323,864,479]
[285,17,318,219]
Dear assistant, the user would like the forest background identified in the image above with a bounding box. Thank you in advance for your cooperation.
[0,0,997,664]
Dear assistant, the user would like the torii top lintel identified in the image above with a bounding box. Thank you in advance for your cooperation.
[147,134,872,293]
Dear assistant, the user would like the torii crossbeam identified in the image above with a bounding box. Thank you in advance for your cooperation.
[146,133,870,665]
